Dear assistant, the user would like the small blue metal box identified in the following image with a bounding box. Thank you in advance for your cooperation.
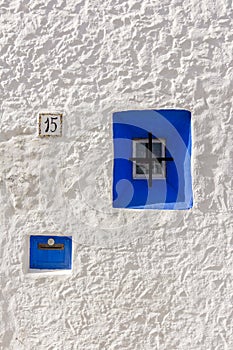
[30,235,72,270]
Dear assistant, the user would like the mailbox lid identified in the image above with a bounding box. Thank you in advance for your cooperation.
[30,235,72,270]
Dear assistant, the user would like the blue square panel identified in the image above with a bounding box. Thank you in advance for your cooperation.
[30,236,72,270]
[112,109,193,210]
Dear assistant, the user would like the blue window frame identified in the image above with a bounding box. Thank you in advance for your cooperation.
[112,109,193,210]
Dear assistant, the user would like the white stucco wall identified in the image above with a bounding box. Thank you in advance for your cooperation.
[0,0,232,349]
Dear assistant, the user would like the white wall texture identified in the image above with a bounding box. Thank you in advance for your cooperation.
[0,0,232,349]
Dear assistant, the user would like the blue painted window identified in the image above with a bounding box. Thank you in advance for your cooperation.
[30,235,72,270]
[112,109,193,210]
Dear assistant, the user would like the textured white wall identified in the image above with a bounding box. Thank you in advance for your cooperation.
[0,0,232,349]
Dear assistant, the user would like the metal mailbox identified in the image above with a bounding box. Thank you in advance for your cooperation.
[30,235,72,270]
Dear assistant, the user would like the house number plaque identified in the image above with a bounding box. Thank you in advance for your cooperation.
[38,113,63,136]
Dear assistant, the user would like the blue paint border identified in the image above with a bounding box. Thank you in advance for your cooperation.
[112,109,193,209]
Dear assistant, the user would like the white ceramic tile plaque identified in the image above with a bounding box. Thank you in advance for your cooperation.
[38,113,62,136]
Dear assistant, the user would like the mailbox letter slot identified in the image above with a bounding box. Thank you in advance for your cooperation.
[38,243,64,250]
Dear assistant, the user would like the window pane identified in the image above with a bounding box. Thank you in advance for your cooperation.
[152,162,163,174]
[152,143,162,157]
[136,163,149,175]
[136,143,147,157]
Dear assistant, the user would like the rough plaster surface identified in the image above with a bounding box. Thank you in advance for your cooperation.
[0,0,232,349]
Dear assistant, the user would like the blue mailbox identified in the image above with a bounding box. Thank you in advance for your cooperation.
[30,235,72,270]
